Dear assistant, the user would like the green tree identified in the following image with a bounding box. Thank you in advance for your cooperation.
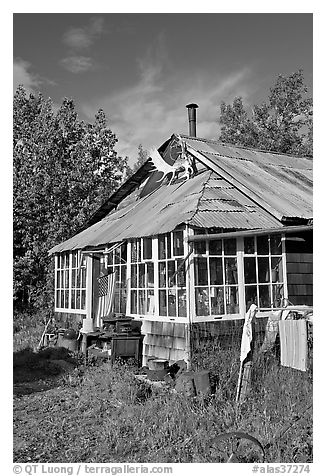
[13,86,127,310]
[219,70,313,156]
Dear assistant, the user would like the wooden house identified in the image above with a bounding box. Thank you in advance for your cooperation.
[49,106,313,365]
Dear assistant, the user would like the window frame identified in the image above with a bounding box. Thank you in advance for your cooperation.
[54,251,87,314]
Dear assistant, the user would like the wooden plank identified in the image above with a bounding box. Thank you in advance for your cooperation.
[286,253,313,264]
[287,273,313,285]
[287,295,313,306]
[286,262,313,274]
[287,284,313,295]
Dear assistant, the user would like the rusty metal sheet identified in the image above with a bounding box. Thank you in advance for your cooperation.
[190,210,282,230]
[49,135,312,254]
[184,136,312,220]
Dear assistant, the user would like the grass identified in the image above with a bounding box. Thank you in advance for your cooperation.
[13,311,312,463]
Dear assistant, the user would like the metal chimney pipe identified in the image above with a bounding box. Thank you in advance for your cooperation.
[186,103,198,137]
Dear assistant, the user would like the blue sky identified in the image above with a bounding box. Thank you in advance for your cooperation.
[13,13,312,164]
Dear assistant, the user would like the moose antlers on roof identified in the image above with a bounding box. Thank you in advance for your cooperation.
[148,135,194,185]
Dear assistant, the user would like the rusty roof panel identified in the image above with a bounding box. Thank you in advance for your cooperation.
[185,138,312,220]
[190,210,282,230]
[49,135,312,254]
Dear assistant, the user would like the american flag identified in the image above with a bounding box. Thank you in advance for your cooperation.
[96,271,116,320]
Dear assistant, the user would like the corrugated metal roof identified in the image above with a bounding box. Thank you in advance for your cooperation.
[183,136,313,220]
[49,169,282,254]
[49,134,312,254]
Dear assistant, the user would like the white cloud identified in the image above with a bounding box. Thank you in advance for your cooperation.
[62,16,105,50]
[80,36,253,165]
[13,58,40,94]
[60,56,93,74]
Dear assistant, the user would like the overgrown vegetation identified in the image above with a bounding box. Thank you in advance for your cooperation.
[219,70,313,157]
[13,333,312,463]
[13,86,128,312]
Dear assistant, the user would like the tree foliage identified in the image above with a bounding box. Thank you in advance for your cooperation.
[219,70,313,156]
[13,86,127,310]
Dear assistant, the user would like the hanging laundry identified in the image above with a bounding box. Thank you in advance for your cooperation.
[260,310,282,353]
[279,319,308,372]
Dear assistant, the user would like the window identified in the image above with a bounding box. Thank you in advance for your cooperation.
[103,243,127,315]
[158,231,187,318]
[244,234,284,310]
[130,238,154,315]
[193,237,239,317]
[55,252,86,312]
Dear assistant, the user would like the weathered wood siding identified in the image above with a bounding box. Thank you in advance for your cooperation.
[285,231,313,306]
[141,320,187,365]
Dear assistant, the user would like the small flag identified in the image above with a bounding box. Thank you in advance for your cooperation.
[96,271,116,320]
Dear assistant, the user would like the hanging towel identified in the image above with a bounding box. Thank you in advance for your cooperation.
[279,319,308,371]
[260,310,282,353]
[240,304,258,362]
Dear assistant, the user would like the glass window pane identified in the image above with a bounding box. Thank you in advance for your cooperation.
[139,263,145,288]
[225,287,239,314]
[64,290,69,308]
[138,290,146,314]
[107,251,113,266]
[209,239,222,255]
[147,262,154,288]
[210,287,224,315]
[272,284,284,307]
[64,270,69,288]
[194,240,206,255]
[224,238,236,255]
[173,231,184,256]
[120,265,127,286]
[131,240,137,263]
[81,268,86,288]
[177,289,187,317]
[143,238,152,259]
[168,261,176,287]
[76,291,81,309]
[259,285,271,308]
[176,259,186,287]
[225,258,238,284]
[168,289,177,317]
[244,257,257,284]
[56,270,60,288]
[158,235,166,259]
[147,290,155,315]
[209,257,223,285]
[159,290,167,316]
[270,234,282,255]
[81,290,86,309]
[56,290,60,308]
[271,257,283,282]
[167,234,172,259]
[71,290,76,309]
[258,257,270,283]
[131,264,137,288]
[194,257,208,285]
[137,239,142,262]
[72,252,77,267]
[61,290,65,308]
[195,287,209,316]
[257,235,269,255]
[121,242,127,263]
[114,246,121,264]
[244,237,255,254]
[159,262,166,287]
[245,285,257,310]
[120,289,127,314]
[131,290,137,314]
[71,269,76,289]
